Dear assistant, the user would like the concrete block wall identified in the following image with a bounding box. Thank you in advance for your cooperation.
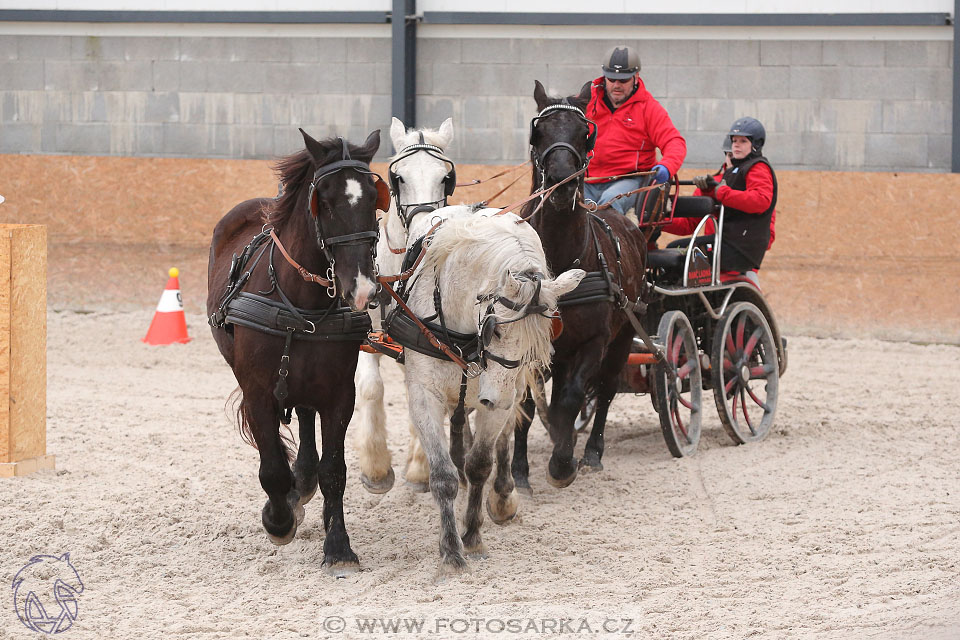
[419,37,954,171]
[0,33,953,170]
[0,34,394,160]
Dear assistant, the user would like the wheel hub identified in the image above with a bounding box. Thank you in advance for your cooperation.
[739,363,750,383]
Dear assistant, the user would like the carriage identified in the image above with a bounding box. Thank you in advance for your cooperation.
[610,180,789,458]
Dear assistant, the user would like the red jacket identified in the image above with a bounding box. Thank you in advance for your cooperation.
[664,162,776,249]
[585,76,687,180]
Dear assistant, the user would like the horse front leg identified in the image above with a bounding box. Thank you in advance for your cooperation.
[317,387,360,575]
[353,352,395,494]
[461,408,510,557]
[449,399,468,487]
[293,407,319,505]
[547,344,603,488]
[407,381,465,574]
[244,392,303,546]
[583,329,633,470]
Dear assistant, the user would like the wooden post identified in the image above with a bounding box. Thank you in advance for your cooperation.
[0,224,52,477]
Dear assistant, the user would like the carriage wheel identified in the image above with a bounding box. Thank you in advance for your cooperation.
[653,311,702,458]
[710,301,779,444]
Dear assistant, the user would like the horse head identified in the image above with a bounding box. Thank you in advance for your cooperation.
[530,80,595,207]
[298,128,387,311]
[387,117,456,229]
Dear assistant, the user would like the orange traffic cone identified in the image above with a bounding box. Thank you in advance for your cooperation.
[143,267,191,345]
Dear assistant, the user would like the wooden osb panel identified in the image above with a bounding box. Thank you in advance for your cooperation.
[1,153,958,341]
[2,225,46,463]
[0,232,9,463]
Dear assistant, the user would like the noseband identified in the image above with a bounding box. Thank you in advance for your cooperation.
[474,271,551,372]
[307,137,382,290]
[388,132,458,227]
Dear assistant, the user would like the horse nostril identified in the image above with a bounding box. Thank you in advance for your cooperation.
[480,399,494,409]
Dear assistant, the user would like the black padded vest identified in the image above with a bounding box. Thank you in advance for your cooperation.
[720,156,777,272]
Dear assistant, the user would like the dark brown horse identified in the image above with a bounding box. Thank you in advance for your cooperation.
[512,81,649,489]
[206,128,387,574]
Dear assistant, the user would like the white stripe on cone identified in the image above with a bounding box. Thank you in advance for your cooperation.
[156,286,183,313]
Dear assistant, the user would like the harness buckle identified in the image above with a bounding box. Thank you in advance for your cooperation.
[464,361,483,379]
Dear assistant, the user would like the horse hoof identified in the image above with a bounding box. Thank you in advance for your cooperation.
[546,464,578,489]
[435,555,470,580]
[580,452,604,472]
[298,485,318,506]
[486,491,519,524]
[360,467,395,494]
[322,559,361,578]
[516,484,533,497]
[405,480,430,493]
[464,543,488,560]
[265,504,304,546]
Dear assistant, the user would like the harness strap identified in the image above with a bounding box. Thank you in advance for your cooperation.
[273,330,294,425]
[380,281,473,373]
[376,219,443,284]
[270,230,333,287]
[323,230,379,246]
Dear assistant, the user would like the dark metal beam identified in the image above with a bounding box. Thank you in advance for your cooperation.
[953,0,960,172]
[391,0,417,127]
[0,9,388,24]
[422,12,951,27]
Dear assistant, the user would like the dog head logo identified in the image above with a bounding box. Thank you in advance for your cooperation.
[12,553,84,634]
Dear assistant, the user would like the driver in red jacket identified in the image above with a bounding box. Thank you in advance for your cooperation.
[583,45,687,217]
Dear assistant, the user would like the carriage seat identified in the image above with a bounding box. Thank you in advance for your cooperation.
[646,248,686,272]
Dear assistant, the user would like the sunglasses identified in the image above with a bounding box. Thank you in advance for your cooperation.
[606,77,634,84]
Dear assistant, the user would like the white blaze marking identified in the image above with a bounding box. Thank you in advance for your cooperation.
[345,179,363,206]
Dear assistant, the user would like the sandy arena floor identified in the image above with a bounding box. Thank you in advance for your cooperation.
[1,310,959,639]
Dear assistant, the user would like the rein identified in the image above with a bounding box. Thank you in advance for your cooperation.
[270,230,334,287]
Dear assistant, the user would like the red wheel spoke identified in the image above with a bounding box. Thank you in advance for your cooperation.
[677,360,695,379]
[735,315,746,350]
[677,394,696,411]
[746,384,771,412]
[724,376,737,395]
[722,356,735,372]
[740,387,756,436]
[743,326,764,356]
[670,332,683,363]
[725,329,736,357]
[749,363,775,378]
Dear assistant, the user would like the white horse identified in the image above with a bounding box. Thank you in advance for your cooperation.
[397,208,584,573]
[354,117,457,494]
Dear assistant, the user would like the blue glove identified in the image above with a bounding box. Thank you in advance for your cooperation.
[652,164,670,184]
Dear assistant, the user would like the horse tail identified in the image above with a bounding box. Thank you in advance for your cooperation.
[227,387,296,464]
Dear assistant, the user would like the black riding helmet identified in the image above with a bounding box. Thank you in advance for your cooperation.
[601,45,640,80]
[726,117,766,155]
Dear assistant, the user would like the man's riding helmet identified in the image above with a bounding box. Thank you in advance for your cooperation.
[602,46,640,80]
[727,117,766,154]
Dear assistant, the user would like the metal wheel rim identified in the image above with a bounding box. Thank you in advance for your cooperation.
[655,311,702,457]
[711,301,779,444]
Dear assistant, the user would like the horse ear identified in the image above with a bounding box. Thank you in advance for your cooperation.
[569,81,592,109]
[546,268,586,297]
[437,117,454,148]
[390,117,407,153]
[299,128,325,163]
[355,129,381,163]
[533,80,550,110]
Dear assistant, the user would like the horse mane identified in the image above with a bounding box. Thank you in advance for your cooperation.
[422,212,556,371]
[260,137,371,227]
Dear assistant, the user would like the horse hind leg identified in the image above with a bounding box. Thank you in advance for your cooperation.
[246,398,303,545]
[582,330,633,471]
[449,402,468,487]
[404,420,430,493]
[353,353,396,494]
[488,425,520,524]
[293,407,319,505]
[511,391,537,495]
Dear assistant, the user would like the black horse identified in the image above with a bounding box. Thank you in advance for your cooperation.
[512,81,650,489]
[207,128,388,574]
